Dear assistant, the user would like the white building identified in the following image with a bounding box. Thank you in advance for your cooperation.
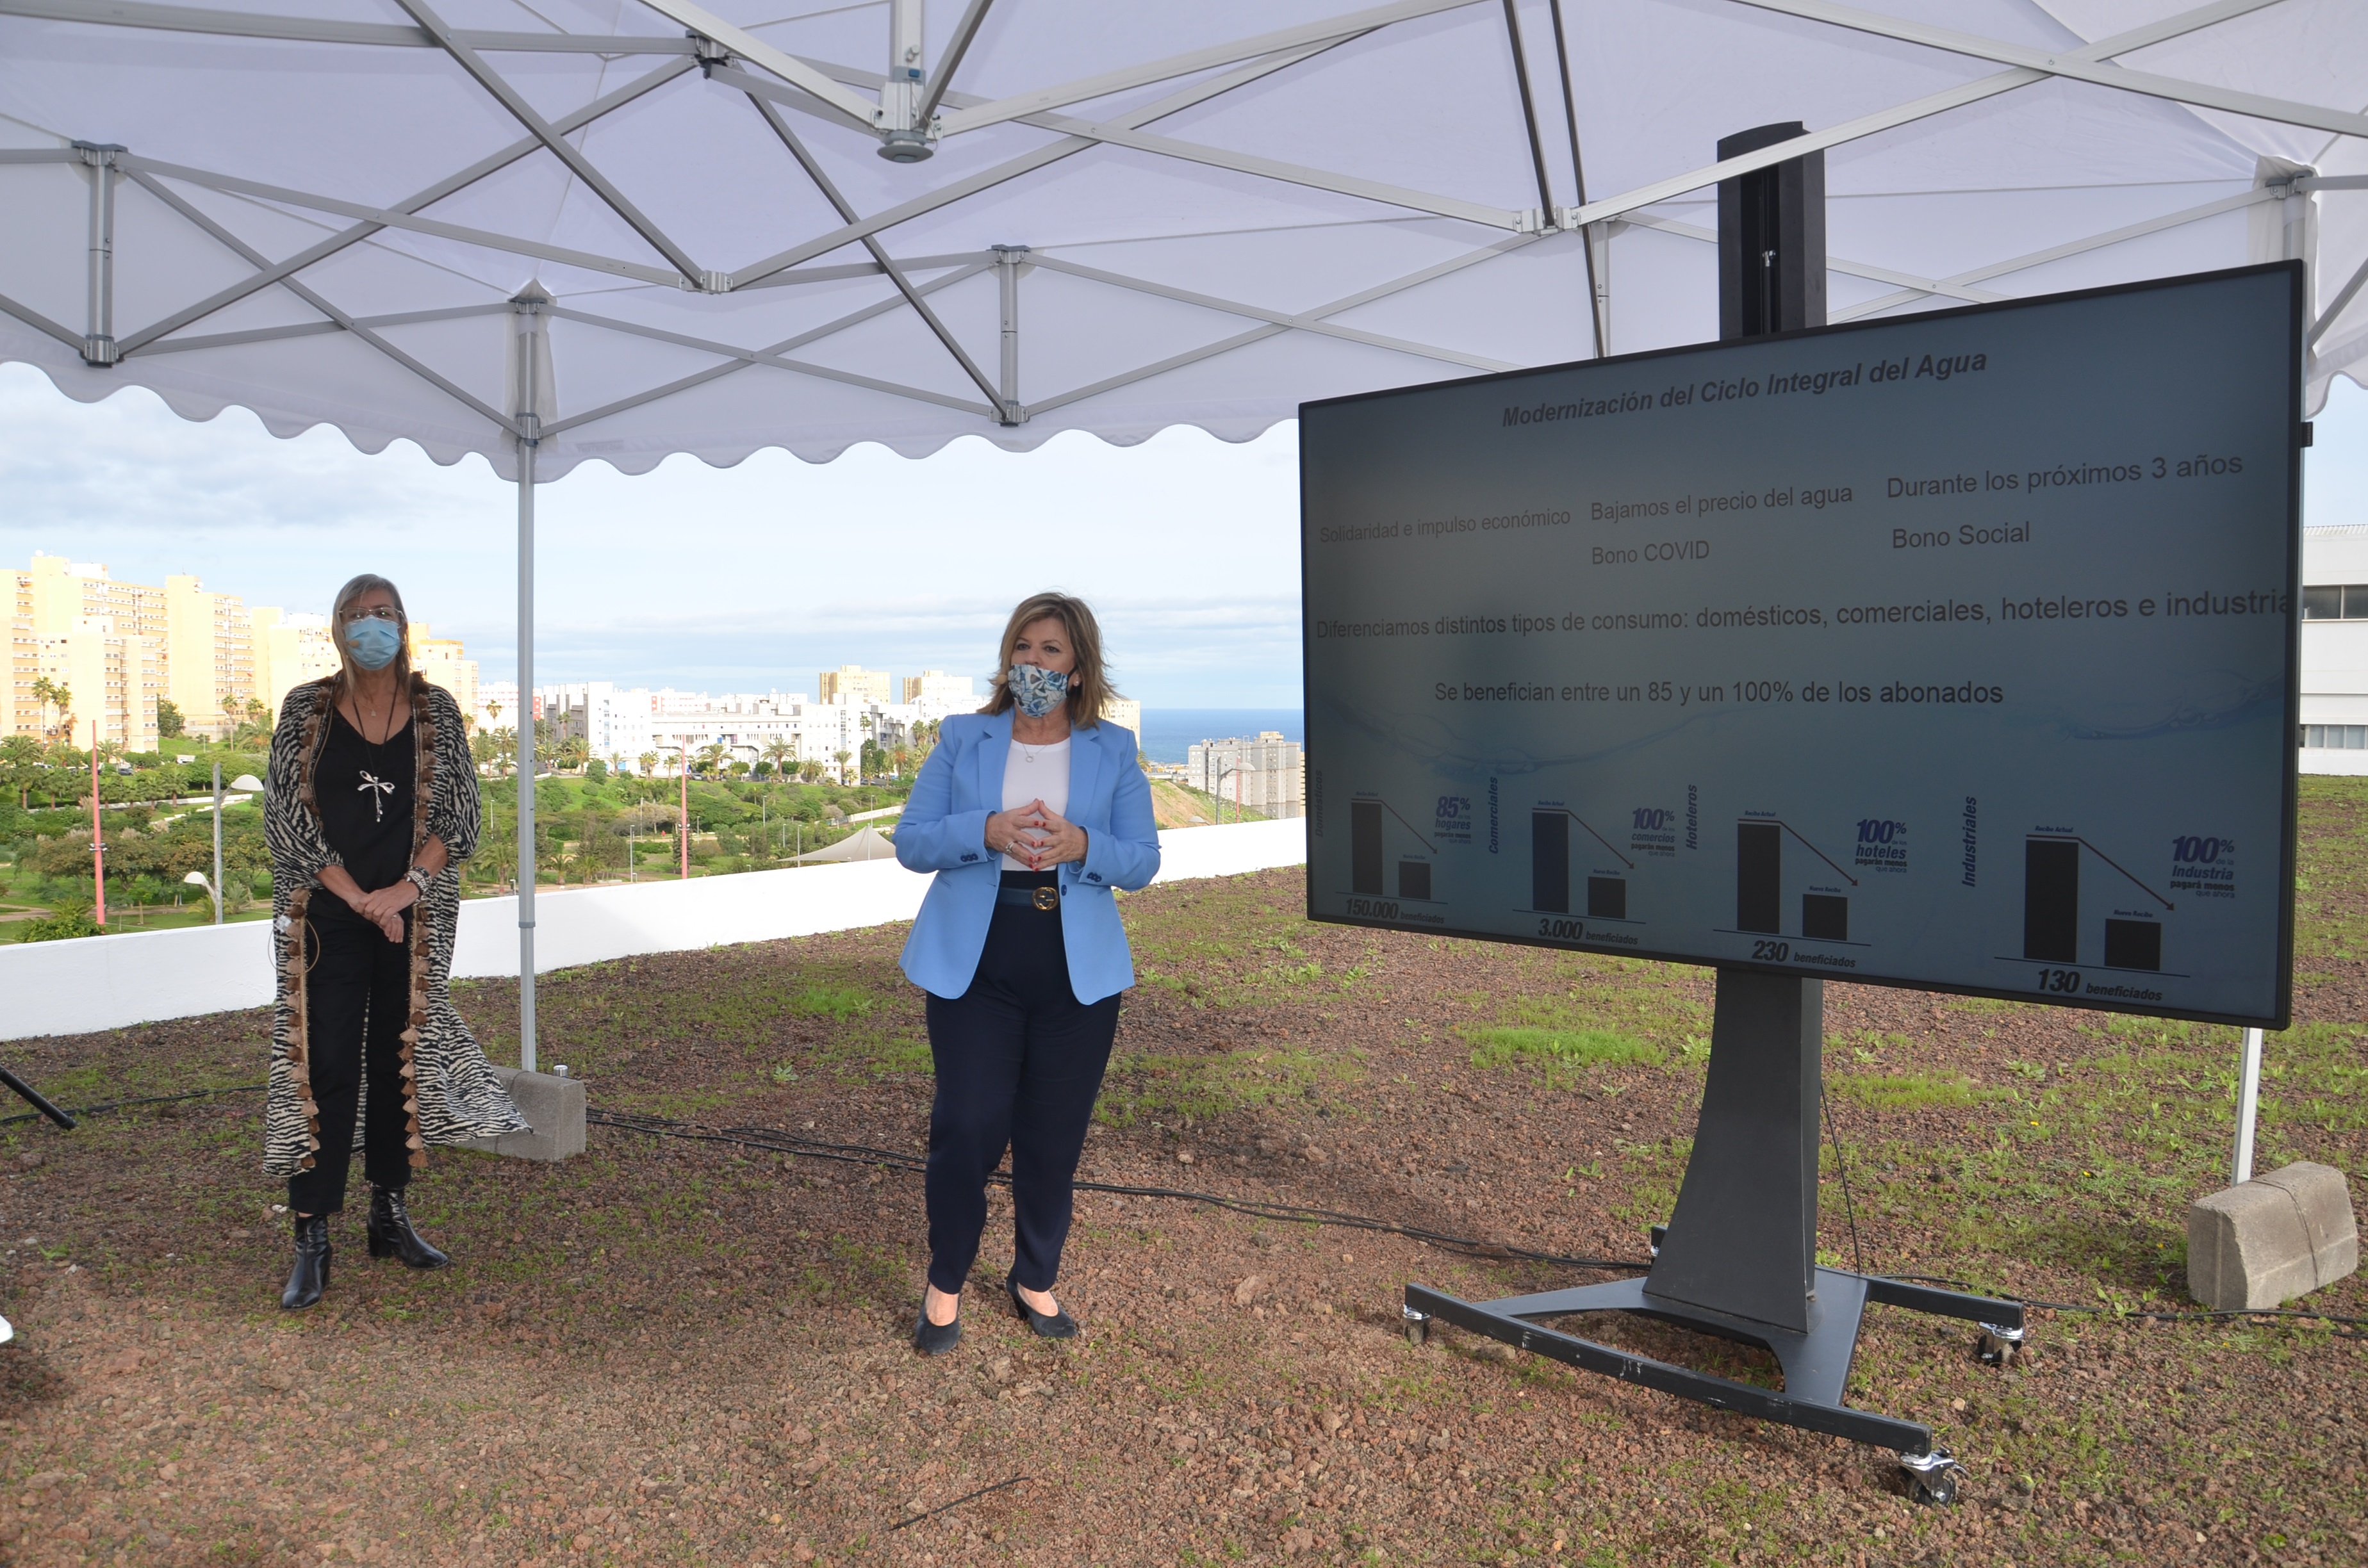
[1187,731,1304,819]
[902,669,977,723]
[542,682,655,769]
[476,680,523,733]
[2302,525,2368,774]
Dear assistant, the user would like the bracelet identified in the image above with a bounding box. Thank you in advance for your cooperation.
[404,865,432,893]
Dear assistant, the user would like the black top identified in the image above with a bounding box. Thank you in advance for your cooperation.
[314,707,415,923]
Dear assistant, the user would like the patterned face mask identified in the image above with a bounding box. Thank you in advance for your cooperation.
[1007,663,1070,719]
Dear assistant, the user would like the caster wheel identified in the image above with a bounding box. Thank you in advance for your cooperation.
[1977,1323,2025,1368]
[1898,1448,1963,1507]
[1909,1467,1959,1507]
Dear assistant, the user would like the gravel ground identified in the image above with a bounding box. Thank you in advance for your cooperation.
[2,786,2364,1568]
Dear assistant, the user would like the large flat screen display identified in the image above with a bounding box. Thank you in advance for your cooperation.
[1301,265,2302,1027]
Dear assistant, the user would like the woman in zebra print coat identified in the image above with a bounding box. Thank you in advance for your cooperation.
[263,574,523,1309]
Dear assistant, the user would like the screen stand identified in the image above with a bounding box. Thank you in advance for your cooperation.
[1404,970,2023,1498]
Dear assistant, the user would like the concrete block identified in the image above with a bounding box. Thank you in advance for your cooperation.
[463,1067,586,1163]
[2186,1161,2358,1311]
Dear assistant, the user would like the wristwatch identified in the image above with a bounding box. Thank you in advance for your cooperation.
[404,865,433,894]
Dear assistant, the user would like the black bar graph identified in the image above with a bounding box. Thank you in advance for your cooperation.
[1351,801,1383,895]
[2023,838,2080,962]
[1736,822,1781,933]
[1801,894,1848,942]
[1586,876,1627,920]
[2103,918,2162,972]
[1533,812,1570,913]
[1399,860,1432,901]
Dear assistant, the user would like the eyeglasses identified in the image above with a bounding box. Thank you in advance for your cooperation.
[341,606,401,623]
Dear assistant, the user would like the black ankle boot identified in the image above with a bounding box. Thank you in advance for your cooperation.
[366,1186,450,1270]
[281,1214,331,1311]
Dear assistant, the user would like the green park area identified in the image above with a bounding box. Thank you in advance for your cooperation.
[0,737,915,943]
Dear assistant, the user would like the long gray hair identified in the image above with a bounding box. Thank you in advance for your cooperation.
[329,573,413,694]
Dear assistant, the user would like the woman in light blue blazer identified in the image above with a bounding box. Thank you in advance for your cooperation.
[894,592,1160,1353]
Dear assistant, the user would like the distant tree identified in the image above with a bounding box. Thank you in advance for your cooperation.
[832,749,852,783]
[696,742,728,776]
[762,737,793,776]
[156,699,185,740]
[32,676,71,742]
[637,750,658,778]
[798,760,824,784]
[557,734,590,772]
[1,734,42,808]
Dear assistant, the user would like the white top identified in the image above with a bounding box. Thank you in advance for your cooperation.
[999,735,1072,874]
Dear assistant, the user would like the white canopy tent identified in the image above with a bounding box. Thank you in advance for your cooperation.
[3,0,2362,1070]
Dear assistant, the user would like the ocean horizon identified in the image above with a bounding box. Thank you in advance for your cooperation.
[1134,708,1303,765]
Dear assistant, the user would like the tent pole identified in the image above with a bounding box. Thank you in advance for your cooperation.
[516,432,538,1074]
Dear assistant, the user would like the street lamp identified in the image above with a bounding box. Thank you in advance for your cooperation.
[210,769,265,925]
[1213,762,1242,826]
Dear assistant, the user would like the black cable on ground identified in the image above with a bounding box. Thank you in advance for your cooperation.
[0,1082,265,1127]
[16,1088,2355,1333]
[888,1475,1029,1532]
[588,1108,1654,1274]
[1821,1089,1866,1275]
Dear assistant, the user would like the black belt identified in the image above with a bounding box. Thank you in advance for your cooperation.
[995,885,1062,911]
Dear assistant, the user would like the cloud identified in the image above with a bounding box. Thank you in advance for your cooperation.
[0,364,1308,705]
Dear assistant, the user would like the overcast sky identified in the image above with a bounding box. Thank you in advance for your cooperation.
[3,363,2364,706]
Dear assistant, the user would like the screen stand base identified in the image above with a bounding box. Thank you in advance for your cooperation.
[1404,969,2023,1483]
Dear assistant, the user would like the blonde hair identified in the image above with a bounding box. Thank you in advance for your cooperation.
[983,592,1115,728]
[328,573,414,696]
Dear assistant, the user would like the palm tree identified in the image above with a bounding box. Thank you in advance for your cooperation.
[696,742,728,776]
[832,749,852,784]
[762,737,793,774]
[637,750,658,778]
[557,735,590,772]
[32,676,70,742]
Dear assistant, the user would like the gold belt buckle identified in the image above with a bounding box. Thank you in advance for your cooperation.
[1032,885,1060,911]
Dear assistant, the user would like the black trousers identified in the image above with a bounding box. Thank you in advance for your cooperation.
[288,910,415,1215]
[923,881,1121,1295]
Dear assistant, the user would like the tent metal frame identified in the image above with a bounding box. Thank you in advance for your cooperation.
[2,0,2360,1070]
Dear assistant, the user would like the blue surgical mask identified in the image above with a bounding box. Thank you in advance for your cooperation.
[1007,664,1069,719]
[346,617,403,671]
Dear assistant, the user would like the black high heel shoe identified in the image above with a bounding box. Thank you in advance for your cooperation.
[281,1214,331,1311]
[1005,1275,1078,1339]
[366,1186,450,1270]
[912,1291,962,1355]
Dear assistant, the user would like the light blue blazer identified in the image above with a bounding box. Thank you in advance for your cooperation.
[895,712,1162,1004]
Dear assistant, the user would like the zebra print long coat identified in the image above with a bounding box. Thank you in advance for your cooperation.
[261,675,524,1178]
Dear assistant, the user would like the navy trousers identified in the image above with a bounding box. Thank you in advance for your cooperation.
[923,879,1121,1294]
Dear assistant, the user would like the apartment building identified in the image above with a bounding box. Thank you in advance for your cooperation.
[901,669,976,721]
[818,664,893,704]
[6,554,481,749]
[407,623,479,721]
[2303,525,2368,773]
[8,556,168,750]
[1187,731,1305,819]
[251,608,340,715]
[163,575,258,739]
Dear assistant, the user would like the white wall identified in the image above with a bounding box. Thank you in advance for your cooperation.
[0,819,1306,1042]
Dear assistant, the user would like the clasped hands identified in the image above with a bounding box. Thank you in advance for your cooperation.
[346,879,417,943]
[985,798,1088,870]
